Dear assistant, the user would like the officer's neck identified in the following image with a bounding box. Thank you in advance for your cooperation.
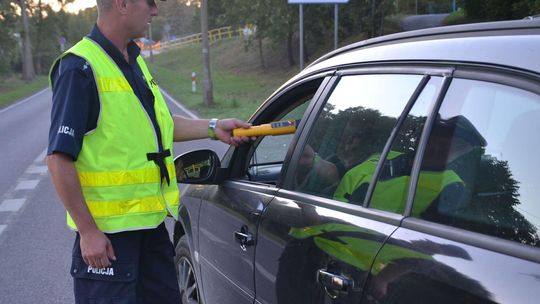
[96,20,131,63]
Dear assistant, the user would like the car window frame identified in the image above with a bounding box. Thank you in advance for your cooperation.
[360,74,433,209]
[224,72,335,186]
[282,65,455,210]
[254,65,452,234]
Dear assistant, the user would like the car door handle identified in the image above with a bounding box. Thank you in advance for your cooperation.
[317,269,353,294]
[234,231,254,245]
[233,229,255,251]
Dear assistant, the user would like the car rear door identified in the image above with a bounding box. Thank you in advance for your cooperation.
[362,69,540,303]
[253,68,448,303]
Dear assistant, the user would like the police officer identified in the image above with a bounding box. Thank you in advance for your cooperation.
[47,0,251,302]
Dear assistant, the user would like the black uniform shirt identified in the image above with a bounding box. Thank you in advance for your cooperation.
[48,24,163,160]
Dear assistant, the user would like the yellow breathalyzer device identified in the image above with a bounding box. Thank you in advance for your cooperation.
[233,120,299,137]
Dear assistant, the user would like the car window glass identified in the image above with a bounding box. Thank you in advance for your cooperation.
[291,74,424,202]
[369,77,442,214]
[413,78,540,247]
[247,96,312,184]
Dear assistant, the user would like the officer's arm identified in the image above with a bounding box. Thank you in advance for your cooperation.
[172,115,252,146]
[47,152,116,268]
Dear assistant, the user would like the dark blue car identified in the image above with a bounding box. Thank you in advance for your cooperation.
[173,19,540,304]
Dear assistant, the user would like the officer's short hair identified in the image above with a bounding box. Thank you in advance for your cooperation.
[96,0,113,14]
[96,0,164,14]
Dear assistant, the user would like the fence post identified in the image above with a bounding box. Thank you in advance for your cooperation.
[191,72,197,93]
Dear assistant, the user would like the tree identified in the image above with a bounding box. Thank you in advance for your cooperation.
[219,0,272,68]
[19,0,35,81]
[152,1,198,40]
[0,0,97,78]
[464,0,540,21]
[218,0,399,68]
[220,0,299,67]
[66,6,97,45]
[0,1,20,76]
[338,0,395,39]
[200,0,214,106]
[33,0,60,74]
[464,156,539,246]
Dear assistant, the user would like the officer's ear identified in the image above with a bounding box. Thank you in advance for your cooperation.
[114,0,129,14]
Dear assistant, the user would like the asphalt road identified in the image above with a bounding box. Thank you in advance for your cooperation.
[0,89,228,303]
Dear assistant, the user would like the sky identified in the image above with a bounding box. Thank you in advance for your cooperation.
[46,0,96,13]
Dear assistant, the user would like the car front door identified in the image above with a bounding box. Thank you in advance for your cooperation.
[196,76,327,304]
[253,70,445,303]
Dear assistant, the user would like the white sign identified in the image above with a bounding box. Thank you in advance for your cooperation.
[288,0,349,3]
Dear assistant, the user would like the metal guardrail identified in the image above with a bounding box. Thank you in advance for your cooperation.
[140,26,244,52]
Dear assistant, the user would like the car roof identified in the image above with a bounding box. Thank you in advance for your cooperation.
[284,20,540,88]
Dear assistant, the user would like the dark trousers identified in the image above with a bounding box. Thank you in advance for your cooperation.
[70,223,181,304]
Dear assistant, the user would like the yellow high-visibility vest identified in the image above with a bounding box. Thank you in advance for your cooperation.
[289,223,432,272]
[49,37,179,233]
[334,152,462,215]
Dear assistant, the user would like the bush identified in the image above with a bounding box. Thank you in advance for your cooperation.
[443,8,467,25]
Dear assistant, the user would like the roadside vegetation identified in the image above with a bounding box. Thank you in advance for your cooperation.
[2,0,538,112]
[443,8,468,25]
[0,75,47,108]
[147,39,295,120]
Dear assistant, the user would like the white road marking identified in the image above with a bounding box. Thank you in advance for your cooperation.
[0,199,26,212]
[15,180,40,190]
[34,149,47,163]
[26,165,48,174]
[0,146,48,245]
[160,89,198,118]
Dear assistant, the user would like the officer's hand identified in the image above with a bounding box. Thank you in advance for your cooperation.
[79,229,117,268]
[215,118,254,146]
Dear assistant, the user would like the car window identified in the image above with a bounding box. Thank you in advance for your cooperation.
[248,101,310,184]
[412,78,540,247]
[369,77,442,214]
[291,74,425,201]
[245,77,325,184]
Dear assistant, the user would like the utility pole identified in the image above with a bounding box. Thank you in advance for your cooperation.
[200,0,214,106]
[19,0,35,81]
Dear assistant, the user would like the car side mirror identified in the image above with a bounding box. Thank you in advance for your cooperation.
[174,149,222,184]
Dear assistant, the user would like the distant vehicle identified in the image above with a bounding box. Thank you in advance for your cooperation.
[173,20,540,304]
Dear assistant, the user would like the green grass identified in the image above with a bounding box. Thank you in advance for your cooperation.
[0,75,48,108]
[443,8,468,25]
[147,39,291,120]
